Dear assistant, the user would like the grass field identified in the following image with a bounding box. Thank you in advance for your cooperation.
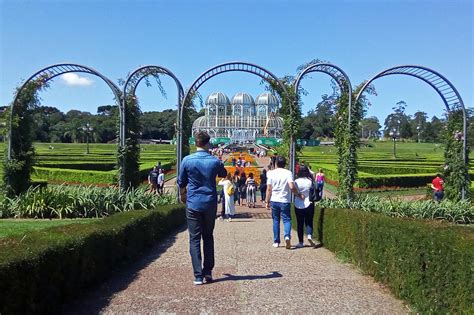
[0,142,176,185]
[0,141,471,189]
[0,218,98,239]
[301,141,472,189]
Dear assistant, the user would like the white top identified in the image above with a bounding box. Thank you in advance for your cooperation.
[157,173,165,185]
[267,167,294,203]
[218,179,232,196]
[294,177,313,209]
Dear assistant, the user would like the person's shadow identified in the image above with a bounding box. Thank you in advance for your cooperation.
[212,271,282,283]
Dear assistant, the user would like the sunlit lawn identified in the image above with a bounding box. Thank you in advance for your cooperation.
[0,218,99,239]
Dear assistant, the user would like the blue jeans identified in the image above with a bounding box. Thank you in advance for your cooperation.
[270,201,292,243]
[295,203,314,243]
[186,207,216,279]
[316,182,324,199]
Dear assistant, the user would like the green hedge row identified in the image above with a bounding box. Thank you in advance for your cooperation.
[32,161,173,184]
[0,204,186,314]
[33,167,117,184]
[38,162,117,171]
[313,207,473,313]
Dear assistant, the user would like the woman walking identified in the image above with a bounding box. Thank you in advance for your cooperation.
[246,173,257,208]
[218,173,236,221]
[259,169,267,202]
[294,166,316,248]
[232,170,241,206]
[315,168,325,200]
[239,172,247,206]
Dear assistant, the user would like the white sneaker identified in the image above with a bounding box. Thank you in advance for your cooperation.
[228,217,232,222]
[285,237,291,249]
[308,235,316,247]
[272,242,279,248]
[296,242,304,248]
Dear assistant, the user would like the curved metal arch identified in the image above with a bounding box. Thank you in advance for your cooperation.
[178,61,292,173]
[293,63,353,125]
[355,65,467,199]
[122,65,184,195]
[7,63,122,160]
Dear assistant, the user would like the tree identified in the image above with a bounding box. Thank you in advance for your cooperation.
[410,111,428,142]
[384,101,412,138]
[360,116,381,139]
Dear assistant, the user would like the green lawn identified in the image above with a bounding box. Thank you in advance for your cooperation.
[0,218,99,239]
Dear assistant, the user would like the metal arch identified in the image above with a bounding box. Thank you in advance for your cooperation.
[355,65,468,199]
[178,61,291,174]
[7,63,122,161]
[293,63,353,126]
[122,65,184,195]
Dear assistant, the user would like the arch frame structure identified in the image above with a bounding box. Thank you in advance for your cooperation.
[122,65,184,191]
[293,62,353,126]
[293,62,354,198]
[355,64,468,199]
[7,63,122,162]
[178,61,293,174]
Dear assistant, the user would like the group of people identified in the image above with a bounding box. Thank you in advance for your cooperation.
[177,131,326,285]
[147,162,165,195]
[231,157,252,168]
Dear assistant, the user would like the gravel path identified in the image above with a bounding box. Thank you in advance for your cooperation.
[66,202,407,314]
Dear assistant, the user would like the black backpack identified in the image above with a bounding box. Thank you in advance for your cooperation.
[309,180,321,202]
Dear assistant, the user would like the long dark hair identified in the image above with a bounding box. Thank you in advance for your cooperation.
[297,166,312,180]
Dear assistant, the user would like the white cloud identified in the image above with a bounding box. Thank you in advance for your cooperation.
[61,73,93,86]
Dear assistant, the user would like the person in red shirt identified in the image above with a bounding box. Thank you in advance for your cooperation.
[431,174,444,202]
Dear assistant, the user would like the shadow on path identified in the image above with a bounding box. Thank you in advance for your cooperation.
[212,271,283,283]
[62,224,188,315]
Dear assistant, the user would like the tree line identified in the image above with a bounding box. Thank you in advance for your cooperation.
[0,102,471,145]
[0,105,203,143]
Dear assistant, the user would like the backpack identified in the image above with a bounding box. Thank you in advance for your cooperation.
[309,180,321,202]
[226,184,235,196]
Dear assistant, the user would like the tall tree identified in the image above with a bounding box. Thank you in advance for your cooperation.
[360,116,381,139]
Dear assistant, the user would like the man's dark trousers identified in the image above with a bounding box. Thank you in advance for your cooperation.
[186,206,217,278]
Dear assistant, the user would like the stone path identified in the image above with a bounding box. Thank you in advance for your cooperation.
[66,199,407,314]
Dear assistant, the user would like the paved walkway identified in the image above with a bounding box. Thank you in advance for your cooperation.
[66,201,407,314]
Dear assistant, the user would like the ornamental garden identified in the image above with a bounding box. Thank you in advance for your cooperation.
[0,61,472,313]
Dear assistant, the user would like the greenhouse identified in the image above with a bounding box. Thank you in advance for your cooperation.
[192,92,283,144]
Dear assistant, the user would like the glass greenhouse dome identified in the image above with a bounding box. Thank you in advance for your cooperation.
[192,92,283,144]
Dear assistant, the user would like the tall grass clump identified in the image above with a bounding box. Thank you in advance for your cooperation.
[0,185,176,219]
[319,195,473,224]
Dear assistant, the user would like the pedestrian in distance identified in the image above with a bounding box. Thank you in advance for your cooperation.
[177,131,227,285]
[239,172,247,206]
[246,172,257,208]
[294,166,316,248]
[315,168,325,200]
[218,173,236,221]
[259,169,267,202]
[431,173,444,202]
[265,156,304,249]
[157,168,165,195]
[217,188,225,220]
[232,170,241,206]
[148,166,159,194]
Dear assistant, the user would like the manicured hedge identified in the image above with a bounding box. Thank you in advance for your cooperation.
[313,207,473,313]
[0,204,186,314]
[33,167,117,184]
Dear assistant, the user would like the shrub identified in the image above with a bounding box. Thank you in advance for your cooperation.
[0,185,177,219]
[0,204,186,314]
[319,195,473,223]
[313,207,473,313]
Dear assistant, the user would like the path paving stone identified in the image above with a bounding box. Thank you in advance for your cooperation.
[67,210,407,314]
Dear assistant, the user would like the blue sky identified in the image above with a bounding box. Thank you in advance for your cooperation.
[0,0,472,124]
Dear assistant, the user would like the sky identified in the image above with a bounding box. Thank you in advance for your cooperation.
[0,0,473,125]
